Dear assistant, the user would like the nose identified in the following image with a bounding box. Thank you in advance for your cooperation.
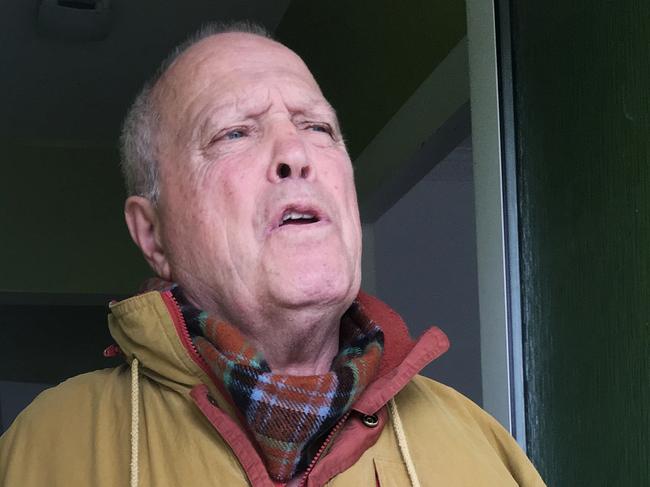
[275,161,311,179]
[267,127,313,182]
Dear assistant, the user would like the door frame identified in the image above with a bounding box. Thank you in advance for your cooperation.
[466,0,526,449]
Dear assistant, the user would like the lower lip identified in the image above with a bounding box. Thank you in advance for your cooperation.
[272,219,329,234]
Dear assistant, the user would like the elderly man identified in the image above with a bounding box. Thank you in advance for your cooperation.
[0,22,544,486]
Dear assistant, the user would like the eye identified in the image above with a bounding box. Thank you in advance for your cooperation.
[225,128,247,140]
[304,122,334,137]
[206,126,250,147]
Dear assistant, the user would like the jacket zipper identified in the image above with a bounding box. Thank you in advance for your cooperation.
[161,290,219,385]
[296,411,351,487]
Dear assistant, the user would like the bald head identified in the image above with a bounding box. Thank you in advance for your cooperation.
[159,32,313,90]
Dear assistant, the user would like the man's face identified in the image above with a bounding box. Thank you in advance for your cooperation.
[153,33,361,326]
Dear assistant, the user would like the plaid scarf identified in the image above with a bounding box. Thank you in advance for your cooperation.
[172,287,384,482]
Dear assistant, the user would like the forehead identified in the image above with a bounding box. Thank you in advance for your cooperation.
[155,33,326,118]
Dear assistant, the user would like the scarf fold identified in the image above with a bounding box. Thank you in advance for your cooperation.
[171,286,384,482]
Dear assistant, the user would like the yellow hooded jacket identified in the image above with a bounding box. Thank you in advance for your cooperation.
[0,291,545,486]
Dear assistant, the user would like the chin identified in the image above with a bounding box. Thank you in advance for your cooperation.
[270,267,359,311]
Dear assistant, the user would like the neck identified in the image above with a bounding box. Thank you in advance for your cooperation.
[241,306,343,375]
[182,286,349,376]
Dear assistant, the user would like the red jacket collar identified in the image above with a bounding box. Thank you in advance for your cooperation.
[353,291,450,414]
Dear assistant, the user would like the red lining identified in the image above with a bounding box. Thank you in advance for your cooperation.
[191,385,275,486]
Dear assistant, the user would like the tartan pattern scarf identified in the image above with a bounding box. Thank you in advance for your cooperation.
[171,286,384,482]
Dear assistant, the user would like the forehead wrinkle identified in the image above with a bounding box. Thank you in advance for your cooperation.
[192,89,274,145]
[233,86,273,118]
[290,100,337,120]
[153,37,341,155]
[195,84,336,138]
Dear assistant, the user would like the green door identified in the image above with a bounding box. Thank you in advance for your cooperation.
[510,1,650,485]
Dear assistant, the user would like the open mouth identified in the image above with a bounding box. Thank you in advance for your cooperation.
[279,209,321,227]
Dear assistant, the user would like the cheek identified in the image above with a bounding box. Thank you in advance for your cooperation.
[320,154,354,189]
[162,175,222,251]
[317,155,359,216]
[336,169,360,215]
[199,170,264,249]
[327,171,361,251]
[198,149,262,201]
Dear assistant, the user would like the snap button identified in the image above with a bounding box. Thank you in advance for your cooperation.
[207,394,218,407]
[361,414,379,428]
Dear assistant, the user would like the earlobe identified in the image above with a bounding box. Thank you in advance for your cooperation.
[124,196,171,280]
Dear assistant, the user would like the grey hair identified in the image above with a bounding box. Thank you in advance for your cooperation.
[119,20,272,203]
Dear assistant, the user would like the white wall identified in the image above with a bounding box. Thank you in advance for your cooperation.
[363,139,483,405]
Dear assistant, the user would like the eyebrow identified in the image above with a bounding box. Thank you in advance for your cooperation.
[193,94,339,143]
[290,100,338,119]
[192,98,271,145]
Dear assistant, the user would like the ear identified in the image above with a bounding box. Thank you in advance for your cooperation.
[124,196,171,280]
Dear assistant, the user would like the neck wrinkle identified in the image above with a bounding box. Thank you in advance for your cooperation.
[233,305,344,376]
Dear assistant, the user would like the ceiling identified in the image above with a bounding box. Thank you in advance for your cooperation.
[0,0,290,144]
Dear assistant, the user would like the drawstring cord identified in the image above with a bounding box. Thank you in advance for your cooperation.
[388,397,421,487]
[130,358,140,487]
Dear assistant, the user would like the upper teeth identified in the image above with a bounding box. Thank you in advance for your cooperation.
[282,211,314,222]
